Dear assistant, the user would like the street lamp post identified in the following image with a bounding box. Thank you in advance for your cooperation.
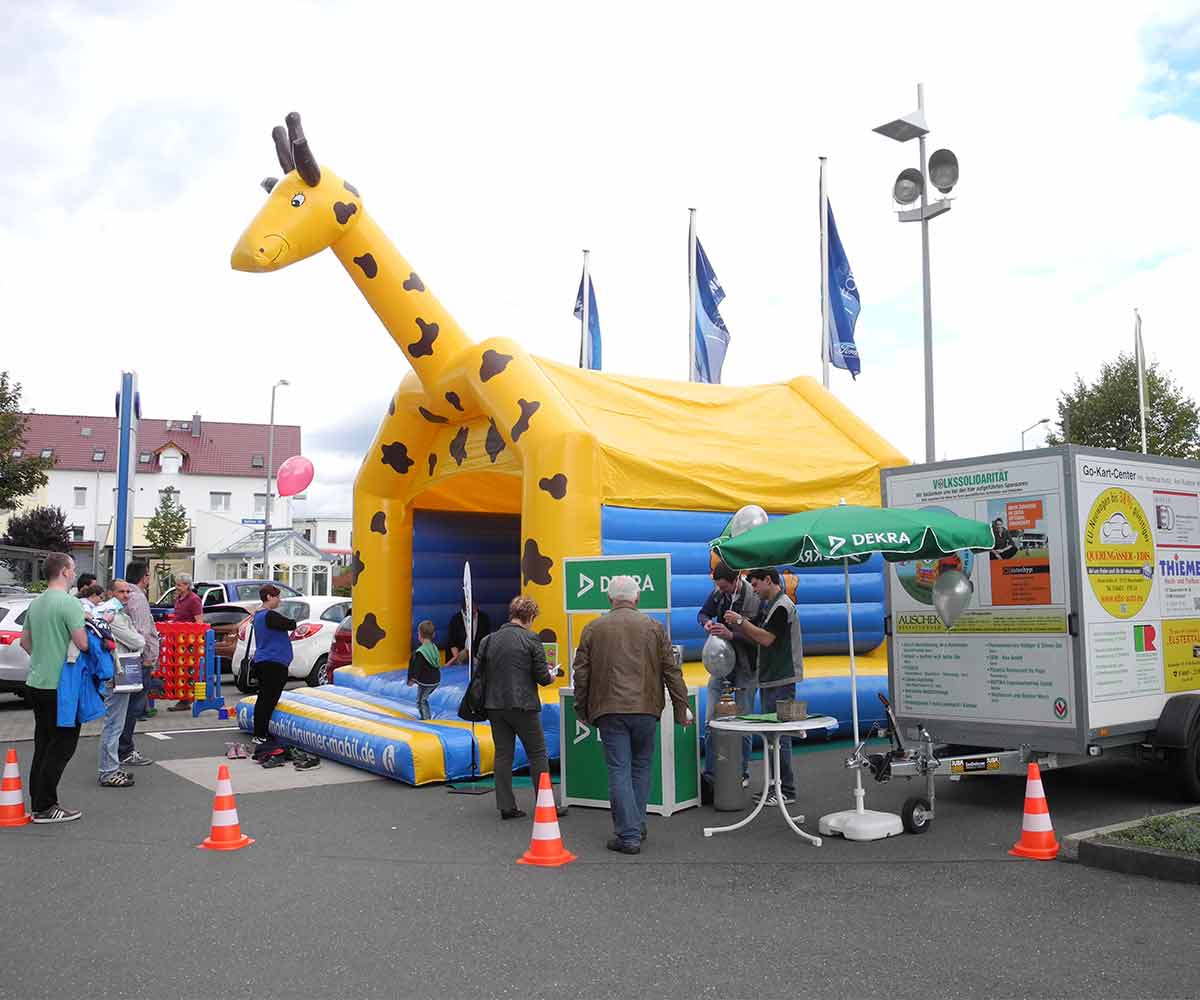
[1021,418,1050,451]
[262,379,290,579]
[874,83,959,464]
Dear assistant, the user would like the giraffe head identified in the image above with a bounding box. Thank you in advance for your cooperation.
[231,112,363,272]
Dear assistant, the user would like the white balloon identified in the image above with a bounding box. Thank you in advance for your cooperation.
[932,569,974,629]
[702,634,736,678]
[730,504,769,538]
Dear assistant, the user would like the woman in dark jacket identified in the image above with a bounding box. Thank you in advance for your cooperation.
[480,596,563,819]
[251,585,298,757]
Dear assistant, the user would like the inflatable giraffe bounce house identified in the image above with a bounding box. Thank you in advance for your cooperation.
[230,113,906,784]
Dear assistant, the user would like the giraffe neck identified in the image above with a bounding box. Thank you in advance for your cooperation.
[332,211,475,393]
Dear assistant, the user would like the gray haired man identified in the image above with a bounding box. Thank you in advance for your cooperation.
[572,575,692,855]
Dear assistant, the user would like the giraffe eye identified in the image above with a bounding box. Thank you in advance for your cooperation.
[290,193,306,207]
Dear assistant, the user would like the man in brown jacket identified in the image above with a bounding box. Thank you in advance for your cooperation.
[573,575,692,854]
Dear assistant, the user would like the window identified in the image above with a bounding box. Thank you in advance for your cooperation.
[73,487,87,507]
[71,526,84,542]
[159,448,182,474]
[302,528,312,541]
[278,600,310,621]
[10,449,22,458]
[251,454,265,469]
[202,588,225,608]
[210,492,231,512]
[311,564,329,597]
[254,493,267,514]
[321,602,351,623]
[80,427,92,437]
[39,448,53,460]
[138,451,151,464]
[91,449,105,462]
[327,529,338,544]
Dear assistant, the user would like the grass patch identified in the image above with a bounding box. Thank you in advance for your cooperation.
[1107,814,1200,855]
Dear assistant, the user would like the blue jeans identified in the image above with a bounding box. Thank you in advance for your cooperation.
[416,684,437,720]
[98,683,131,778]
[118,687,147,759]
[597,713,657,845]
[760,685,796,797]
[703,676,754,780]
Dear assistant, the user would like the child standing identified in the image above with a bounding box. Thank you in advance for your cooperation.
[407,620,441,720]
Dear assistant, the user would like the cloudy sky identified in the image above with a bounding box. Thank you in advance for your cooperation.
[3,1,1199,514]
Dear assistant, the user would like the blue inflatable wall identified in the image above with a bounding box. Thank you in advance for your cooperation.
[600,506,884,661]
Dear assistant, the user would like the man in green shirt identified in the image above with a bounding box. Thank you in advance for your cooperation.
[20,553,89,823]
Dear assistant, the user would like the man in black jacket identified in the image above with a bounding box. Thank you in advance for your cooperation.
[479,596,564,819]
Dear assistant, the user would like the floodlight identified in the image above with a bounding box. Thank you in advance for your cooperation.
[892,168,924,205]
[928,149,959,193]
[872,110,929,143]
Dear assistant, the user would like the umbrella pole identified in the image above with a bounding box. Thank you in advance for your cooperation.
[844,557,865,816]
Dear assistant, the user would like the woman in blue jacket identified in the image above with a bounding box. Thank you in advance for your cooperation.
[251,584,298,752]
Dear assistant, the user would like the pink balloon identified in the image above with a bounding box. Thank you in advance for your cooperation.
[275,455,314,497]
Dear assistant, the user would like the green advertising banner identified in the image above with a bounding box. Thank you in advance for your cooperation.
[562,554,672,613]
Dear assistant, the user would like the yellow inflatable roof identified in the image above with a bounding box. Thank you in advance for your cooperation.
[535,357,907,512]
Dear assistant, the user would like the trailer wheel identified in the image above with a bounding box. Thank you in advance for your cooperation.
[901,796,932,834]
[1169,728,1200,802]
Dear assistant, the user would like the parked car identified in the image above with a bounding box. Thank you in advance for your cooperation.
[0,596,35,701]
[0,585,29,597]
[327,614,353,678]
[150,580,302,622]
[231,596,352,692]
[202,602,260,673]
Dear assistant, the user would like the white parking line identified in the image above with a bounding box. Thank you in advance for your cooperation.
[146,732,173,741]
[140,726,239,737]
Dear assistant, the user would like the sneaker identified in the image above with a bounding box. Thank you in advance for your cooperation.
[32,805,82,824]
[605,837,640,855]
[741,776,751,789]
[500,808,527,820]
[99,771,135,788]
[260,756,286,769]
[765,791,795,806]
[251,736,269,745]
[120,750,153,767]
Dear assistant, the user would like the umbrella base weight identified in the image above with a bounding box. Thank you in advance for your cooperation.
[819,808,904,842]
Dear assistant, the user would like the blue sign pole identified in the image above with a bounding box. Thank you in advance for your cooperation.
[112,372,140,581]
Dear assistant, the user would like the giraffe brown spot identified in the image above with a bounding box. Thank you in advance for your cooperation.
[356,613,386,650]
[417,406,448,424]
[479,349,513,382]
[427,452,437,476]
[353,253,377,278]
[511,398,540,441]
[343,180,360,197]
[538,473,568,500]
[370,511,387,535]
[408,318,438,358]
[521,539,553,587]
[449,426,468,466]
[333,201,358,224]
[537,628,557,644]
[350,550,366,586]
[444,391,464,412]
[485,419,506,463]
[381,441,415,474]
[403,272,425,292]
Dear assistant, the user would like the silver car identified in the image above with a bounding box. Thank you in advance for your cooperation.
[0,597,34,703]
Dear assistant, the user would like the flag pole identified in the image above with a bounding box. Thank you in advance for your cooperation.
[1135,308,1148,454]
[819,157,831,389]
[580,249,591,369]
[688,208,697,382]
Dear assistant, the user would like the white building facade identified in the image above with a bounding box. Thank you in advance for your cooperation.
[293,514,355,567]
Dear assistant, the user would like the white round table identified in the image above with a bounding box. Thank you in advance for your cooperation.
[703,715,838,847]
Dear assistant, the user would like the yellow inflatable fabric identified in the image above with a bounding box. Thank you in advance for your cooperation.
[232,113,906,671]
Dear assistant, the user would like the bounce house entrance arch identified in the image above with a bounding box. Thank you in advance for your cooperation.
[229,112,908,784]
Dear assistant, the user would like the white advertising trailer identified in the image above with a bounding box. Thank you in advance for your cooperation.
[869,446,1200,832]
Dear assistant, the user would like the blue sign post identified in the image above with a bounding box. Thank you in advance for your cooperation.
[112,372,140,582]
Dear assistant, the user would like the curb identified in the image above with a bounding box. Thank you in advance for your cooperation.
[1060,805,1200,883]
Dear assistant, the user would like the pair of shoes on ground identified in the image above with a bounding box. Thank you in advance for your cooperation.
[32,804,81,824]
[765,791,796,806]
[120,750,152,767]
[98,770,134,788]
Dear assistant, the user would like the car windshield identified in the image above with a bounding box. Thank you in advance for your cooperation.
[234,583,299,601]
[278,600,310,621]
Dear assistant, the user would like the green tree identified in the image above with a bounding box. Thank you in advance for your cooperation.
[1046,352,1200,459]
[1,505,71,551]
[145,487,190,587]
[0,372,52,511]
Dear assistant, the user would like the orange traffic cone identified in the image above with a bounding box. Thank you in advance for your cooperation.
[517,772,575,867]
[1009,762,1059,860]
[198,763,254,851]
[0,748,31,828]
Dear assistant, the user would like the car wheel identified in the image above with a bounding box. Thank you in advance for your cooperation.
[307,655,330,687]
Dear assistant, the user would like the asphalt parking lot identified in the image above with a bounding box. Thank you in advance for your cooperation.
[1,714,1197,1000]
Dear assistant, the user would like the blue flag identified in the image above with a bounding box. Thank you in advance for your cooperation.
[826,200,861,378]
[693,238,730,383]
[573,272,602,370]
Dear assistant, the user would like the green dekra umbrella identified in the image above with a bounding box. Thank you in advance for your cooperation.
[709,502,997,842]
